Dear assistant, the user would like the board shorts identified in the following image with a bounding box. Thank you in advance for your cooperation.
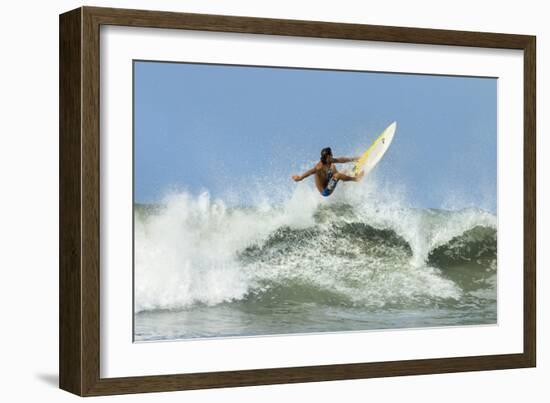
[321,173,338,197]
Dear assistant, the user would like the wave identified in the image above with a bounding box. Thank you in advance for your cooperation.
[428,226,497,267]
[134,183,496,313]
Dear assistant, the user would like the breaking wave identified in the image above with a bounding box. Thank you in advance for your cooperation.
[134,183,496,313]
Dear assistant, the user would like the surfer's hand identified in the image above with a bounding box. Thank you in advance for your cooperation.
[292,175,301,182]
[355,171,365,181]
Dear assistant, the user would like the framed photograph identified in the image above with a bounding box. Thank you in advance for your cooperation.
[59,6,536,396]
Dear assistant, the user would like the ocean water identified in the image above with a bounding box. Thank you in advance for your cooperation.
[134,184,497,342]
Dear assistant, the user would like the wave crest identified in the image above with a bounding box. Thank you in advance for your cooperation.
[134,187,496,313]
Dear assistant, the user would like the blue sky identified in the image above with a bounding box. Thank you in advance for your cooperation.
[134,61,497,211]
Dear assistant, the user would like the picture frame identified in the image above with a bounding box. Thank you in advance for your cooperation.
[59,6,536,396]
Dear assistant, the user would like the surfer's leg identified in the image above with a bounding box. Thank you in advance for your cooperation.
[321,176,338,197]
[334,172,362,182]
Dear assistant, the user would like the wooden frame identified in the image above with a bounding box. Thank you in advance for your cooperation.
[59,6,536,396]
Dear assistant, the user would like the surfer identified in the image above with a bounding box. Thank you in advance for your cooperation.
[291,147,364,197]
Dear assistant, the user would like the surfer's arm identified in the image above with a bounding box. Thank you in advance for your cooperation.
[292,166,317,182]
[333,156,359,163]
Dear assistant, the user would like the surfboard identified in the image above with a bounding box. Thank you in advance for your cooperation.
[351,121,397,177]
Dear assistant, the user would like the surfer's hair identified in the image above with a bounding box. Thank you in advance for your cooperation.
[320,147,333,164]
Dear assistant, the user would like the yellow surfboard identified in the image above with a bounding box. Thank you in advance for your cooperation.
[352,122,397,177]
